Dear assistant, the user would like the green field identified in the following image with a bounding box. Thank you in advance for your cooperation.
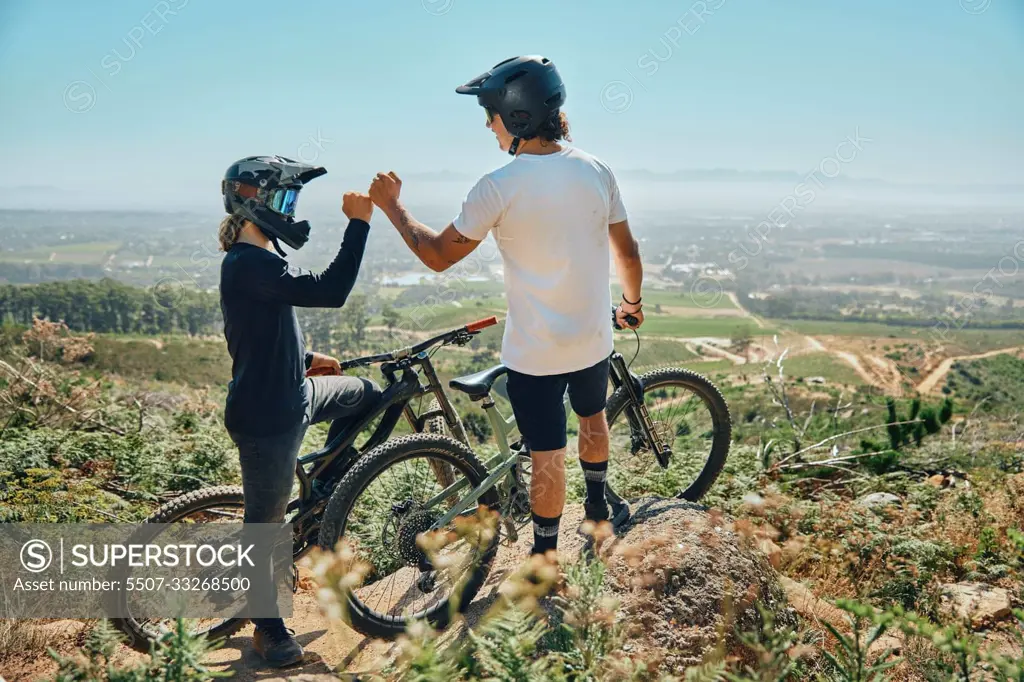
[614,337,698,371]
[384,300,507,331]
[773,319,1022,353]
[642,289,739,310]
[772,319,934,337]
[692,351,863,386]
[775,351,864,386]
[0,241,122,263]
[639,314,772,338]
[944,353,1024,413]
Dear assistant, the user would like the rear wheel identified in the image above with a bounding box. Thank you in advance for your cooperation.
[605,367,731,502]
[318,434,499,639]
[109,486,249,652]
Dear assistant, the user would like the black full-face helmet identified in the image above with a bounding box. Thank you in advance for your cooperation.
[456,55,566,155]
[221,155,326,255]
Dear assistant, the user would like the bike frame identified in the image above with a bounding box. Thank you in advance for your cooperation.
[287,324,666,556]
[286,349,466,557]
[419,349,665,532]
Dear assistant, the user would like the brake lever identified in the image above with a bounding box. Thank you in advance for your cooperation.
[611,307,639,330]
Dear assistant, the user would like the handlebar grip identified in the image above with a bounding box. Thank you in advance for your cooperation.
[466,316,498,332]
[611,306,639,330]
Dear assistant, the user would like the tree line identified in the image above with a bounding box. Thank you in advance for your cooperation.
[0,279,387,345]
[0,279,222,336]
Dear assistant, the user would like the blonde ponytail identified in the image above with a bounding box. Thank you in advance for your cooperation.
[218,214,246,251]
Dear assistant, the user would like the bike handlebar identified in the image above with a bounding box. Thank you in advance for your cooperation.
[338,309,637,372]
[338,316,499,371]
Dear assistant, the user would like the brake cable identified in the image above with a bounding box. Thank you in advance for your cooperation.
[627,327,640,369]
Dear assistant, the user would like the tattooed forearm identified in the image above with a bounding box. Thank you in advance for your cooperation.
[383,199,477,272]
[388,202,440,266]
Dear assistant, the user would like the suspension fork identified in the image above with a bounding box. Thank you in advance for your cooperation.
[608,352,671,468]
[416,355,471,446]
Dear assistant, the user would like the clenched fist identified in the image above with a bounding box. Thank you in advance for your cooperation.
[368,171,402,210]
[342,192,374,223]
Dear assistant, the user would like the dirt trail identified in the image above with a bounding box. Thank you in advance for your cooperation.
[833,350,881,388]
[688,340,748,365]
[804,336,827,352]
[916,346,1023,394]
[801,337,901,393]
[194,590,397,679]
[727,291,766,329]
[9,591,395,681]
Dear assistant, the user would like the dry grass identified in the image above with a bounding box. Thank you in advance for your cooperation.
[0,618,59,665]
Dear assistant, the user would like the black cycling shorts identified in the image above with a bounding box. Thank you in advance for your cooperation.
[505,357,610,452]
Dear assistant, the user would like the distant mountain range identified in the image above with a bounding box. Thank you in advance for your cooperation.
[329,170,1024,193]
[2,171,1022,212]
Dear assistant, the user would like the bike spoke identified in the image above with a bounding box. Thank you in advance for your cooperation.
[607,378,718,498]
[123,499,246,645]
[342,452,487,623]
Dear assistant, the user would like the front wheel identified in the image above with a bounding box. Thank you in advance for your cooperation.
[605,367,731,502]
[318,434,500,640]
[108,486,249,652]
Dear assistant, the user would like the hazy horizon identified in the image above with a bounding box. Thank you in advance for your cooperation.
[1,0,1022,212]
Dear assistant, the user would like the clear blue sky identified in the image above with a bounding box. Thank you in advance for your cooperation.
[0,0,1021,209]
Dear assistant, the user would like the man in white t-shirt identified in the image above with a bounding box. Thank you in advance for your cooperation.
[368,55,644,557]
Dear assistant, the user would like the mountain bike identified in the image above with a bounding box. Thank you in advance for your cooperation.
[112,313,731,648]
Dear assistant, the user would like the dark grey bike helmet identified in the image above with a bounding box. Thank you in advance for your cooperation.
[221,155,327,256]
[456,55,566,155]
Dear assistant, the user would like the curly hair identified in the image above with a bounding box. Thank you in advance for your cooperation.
[218,213,246,252]
[533,111,572,144]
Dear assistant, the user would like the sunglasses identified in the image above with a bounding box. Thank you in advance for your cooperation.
[484,107,497,124]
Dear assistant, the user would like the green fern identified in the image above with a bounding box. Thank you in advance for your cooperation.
[402,644,463,682]
[823,601,900,682]
[469,607,564,682]
[553,555,624,677]
[48,619,145,682]
[393,620,464,682]
[146,618,229,682]
[47,618,227,682]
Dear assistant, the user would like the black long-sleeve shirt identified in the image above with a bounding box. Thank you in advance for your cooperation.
[220,219,370,436]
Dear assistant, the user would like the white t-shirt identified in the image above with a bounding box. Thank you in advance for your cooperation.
[453,146,627,376]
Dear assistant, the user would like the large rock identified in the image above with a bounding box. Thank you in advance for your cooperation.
[940,582,1012,628]
[606,499,794,671]
[280,498,796,679]
[462,497,793,674]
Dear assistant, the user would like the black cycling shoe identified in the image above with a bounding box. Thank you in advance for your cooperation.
[583,499,631,532]
[581,499,631,558]
[253,624,303,668]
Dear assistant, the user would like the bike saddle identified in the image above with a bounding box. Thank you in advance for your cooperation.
[449,364,508,399]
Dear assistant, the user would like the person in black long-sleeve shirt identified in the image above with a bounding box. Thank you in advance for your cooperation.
[218,156,381,667]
